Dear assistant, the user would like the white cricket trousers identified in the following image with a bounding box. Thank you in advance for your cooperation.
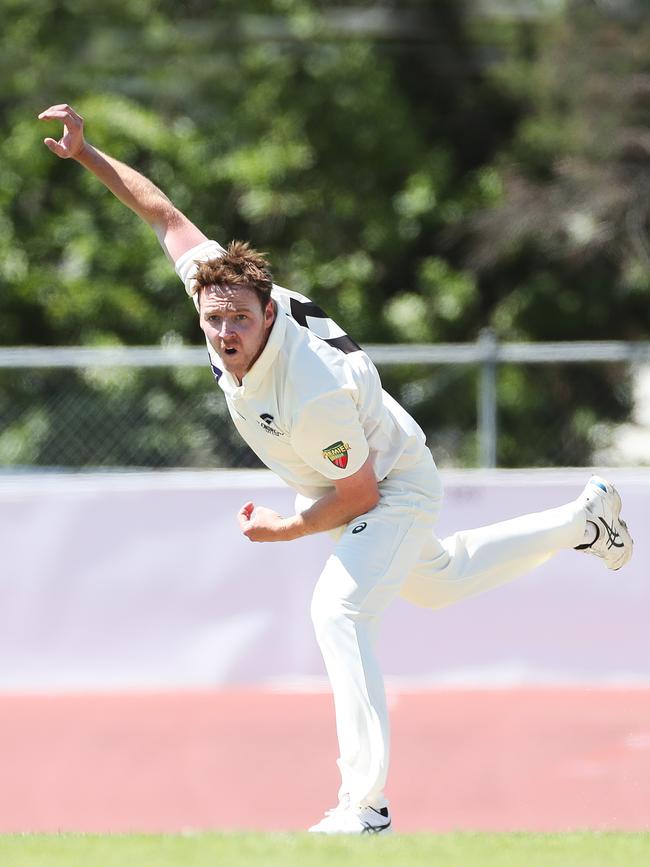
[308,455,587,811]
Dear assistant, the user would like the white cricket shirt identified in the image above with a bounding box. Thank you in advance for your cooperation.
[175,241,430,499]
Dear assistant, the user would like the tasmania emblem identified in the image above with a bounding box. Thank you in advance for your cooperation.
[322,441,351,469]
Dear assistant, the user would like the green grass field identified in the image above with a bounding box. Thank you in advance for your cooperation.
[2,832,649,867]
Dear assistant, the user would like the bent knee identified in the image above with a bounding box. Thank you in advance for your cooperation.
[310,590,353,639]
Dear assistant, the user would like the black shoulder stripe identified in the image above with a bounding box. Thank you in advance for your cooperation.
[289,297,361,355]
[289,297,328,325]
[325,335,361,353]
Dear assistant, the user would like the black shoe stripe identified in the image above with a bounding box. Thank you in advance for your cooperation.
[574,520,600,551]
[598,516,624,549]
[361,807,391,833]
[361,819,391,834]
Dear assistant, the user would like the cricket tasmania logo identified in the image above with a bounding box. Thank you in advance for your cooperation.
[322,440,351,469]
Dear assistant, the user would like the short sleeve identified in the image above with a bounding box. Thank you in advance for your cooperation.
[292,391,370,480]
[174,240,226,297]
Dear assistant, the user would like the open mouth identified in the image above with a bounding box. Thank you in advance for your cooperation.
[224,347,238,356]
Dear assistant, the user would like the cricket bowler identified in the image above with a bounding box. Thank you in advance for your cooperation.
[39,104,633,835]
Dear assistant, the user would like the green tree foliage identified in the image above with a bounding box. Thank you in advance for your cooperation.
[0,0,648,468]
[455,2,650,463]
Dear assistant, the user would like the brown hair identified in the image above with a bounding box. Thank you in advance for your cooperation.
[193,241,273,310]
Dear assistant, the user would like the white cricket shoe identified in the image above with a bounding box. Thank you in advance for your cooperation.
[575,475,633,571]
[308,803,392,835]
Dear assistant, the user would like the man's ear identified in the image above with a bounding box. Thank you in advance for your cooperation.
[264,299,276,326]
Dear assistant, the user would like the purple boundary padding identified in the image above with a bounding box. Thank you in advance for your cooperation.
[0,469,647,690]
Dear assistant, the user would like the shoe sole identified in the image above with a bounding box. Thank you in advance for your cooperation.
[592,479,633,571]
[308,826,392,836]
[362,824,392,835]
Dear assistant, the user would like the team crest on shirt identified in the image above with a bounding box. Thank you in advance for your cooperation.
[322,441,351,469]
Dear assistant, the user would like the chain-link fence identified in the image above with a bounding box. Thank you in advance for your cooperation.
[1,340,649,471]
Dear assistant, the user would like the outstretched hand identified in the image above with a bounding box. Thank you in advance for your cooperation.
[237,501,289,542]
[38,104,86,159]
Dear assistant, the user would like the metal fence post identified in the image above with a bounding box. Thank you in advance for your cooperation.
[478,328,498,468]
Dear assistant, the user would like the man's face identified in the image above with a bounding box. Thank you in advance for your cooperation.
[199,285,275,384]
